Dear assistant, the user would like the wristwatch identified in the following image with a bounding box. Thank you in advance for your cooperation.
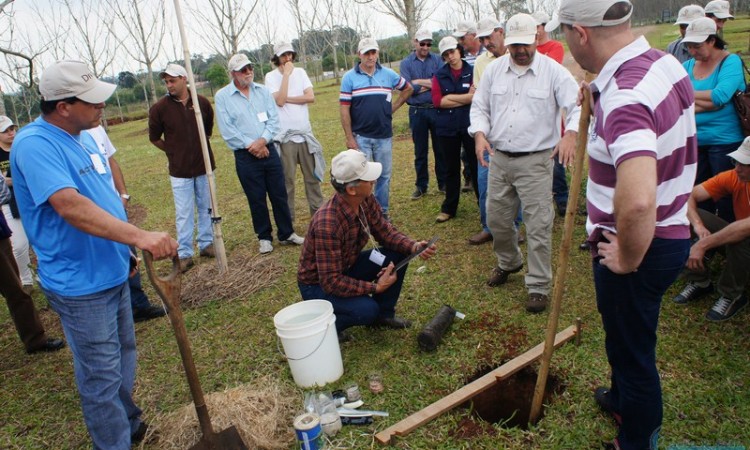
[120,193,131,201]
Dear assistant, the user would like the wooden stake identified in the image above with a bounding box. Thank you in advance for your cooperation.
[529,72,595,424]
[172,0,228,273]
[374,325,578,445]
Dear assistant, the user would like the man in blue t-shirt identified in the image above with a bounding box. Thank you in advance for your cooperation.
[11,60,177,450]
[340,37,413,216]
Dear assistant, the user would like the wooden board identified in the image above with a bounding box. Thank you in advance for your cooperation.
[374,325,578,445]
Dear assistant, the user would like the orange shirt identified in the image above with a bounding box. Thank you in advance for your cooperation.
[702,169,750,220]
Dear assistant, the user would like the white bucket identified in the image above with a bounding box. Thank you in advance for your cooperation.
[274,300,344,388]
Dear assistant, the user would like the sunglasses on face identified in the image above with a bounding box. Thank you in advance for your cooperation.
[237,65,254,74]
[419,41,432,47]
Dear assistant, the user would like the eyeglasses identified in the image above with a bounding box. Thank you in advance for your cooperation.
[237,65,254,74]
[419,42,432,47]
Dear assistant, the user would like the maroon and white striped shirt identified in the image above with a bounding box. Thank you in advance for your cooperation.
[586,36,697,241]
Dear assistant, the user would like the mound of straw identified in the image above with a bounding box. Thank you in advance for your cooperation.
[147,378,298,449]
[179,250,285,308]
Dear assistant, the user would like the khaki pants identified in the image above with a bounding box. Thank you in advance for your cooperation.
[487,149,554,295]
[279,141,324,222]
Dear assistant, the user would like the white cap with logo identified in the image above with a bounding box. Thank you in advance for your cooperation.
[414,29,432,42]
[331,150,382,184]
[476,17,503,38]
[228,54,254,72]
[705,0,733,19]
[505,13,538,45]
[274,42,295,57]
[728,136,750,165]
[160,63,188,79]
[682,17,717,44]
[675,4,705,25]
[358,37,379,54]
[546,0,632,31]
[453,21,477,38]
[39,60,116,104]
[438,36,459,55]
[532,11,551,25]
[0,116,14,133]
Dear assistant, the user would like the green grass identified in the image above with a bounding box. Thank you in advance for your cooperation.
[2,22,750,450]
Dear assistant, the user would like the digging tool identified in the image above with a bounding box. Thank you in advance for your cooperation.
[143,251,248,450]
[529,72,595,424]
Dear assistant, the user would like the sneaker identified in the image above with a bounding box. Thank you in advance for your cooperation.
[410,188,426,200]
[705,295,748,322]
[259,240,274,254]
[525,293,549,313]
[199,244,215,258]
[280,233,304,246]
[593,386,622,426]
[133,305,167,323]
[673,282,713,304]
[179,257,194,273]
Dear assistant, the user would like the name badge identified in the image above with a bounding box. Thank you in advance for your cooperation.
[386,92,392,103]
[257,111,268,122]
[462,83,470,89]
[90,153,106,174]
[369,249,386,266]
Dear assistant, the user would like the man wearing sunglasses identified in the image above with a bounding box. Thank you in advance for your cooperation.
[215,54,305,255]
[666,4,705,64]
[399,28,445,202]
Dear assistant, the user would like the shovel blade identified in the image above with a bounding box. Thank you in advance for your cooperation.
[188,425,248,450]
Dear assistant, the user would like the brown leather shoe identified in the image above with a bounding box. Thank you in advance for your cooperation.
[526,293,549,313]
[199,244,215,257]
[435,212,452,223]
[487,264,523,287]
[179,257,194,273]
[468,230,492,245]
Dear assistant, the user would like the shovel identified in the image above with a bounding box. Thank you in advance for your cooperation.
[142,251,248,450]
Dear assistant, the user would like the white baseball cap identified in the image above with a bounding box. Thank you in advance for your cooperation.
[0,116,14,132]
[547,0,632,30]
[476,17,503,38]
[39,60,116,103]
[331,150,382,184]
[358,37,379,54]
[438,36,459,55]
[274,41,295,57]
[675,5,705,25]
[505,13,538,45]
[228,53,254,72]
[532,11,551,25]
[728,136,750,165]
[705,0,733,19]
[682,17,717,44]
[159,63,187,79]
[453,21,477,38]
[414,28,432,42]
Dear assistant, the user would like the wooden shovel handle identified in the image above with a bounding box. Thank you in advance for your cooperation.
[142,251,181,312]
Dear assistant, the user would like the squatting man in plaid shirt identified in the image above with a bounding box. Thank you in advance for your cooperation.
[297,149,437,342]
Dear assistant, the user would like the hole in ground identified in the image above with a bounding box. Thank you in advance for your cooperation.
[459,365,565,431]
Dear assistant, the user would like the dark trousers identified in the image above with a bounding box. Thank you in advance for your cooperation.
[298,248,408,332]
[552,158,569,211]
[696,142,741,222]
[0,237,48,351]
[409,107,445,192]
[234,144,294,241]
[439,132,477,216]
[593,238,689,450]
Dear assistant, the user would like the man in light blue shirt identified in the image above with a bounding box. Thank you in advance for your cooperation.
[215,53,304,254]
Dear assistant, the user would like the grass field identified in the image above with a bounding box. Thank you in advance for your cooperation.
[2,20,750,450]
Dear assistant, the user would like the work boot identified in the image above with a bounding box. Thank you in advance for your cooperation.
[487,264,523,287]
[179,257,194,273]
[594,386,622,426]
[133,305,167,323]
[199,244,215,258]
[374,316,412,329]
[525,293,548,313]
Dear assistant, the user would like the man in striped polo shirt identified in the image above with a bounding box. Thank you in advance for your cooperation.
[553,0,697,448]
[340,38,413,217]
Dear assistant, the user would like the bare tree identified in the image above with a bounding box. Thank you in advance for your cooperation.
[189,0,261,58]
[105,0,166,103]
[374,0,433,38]
[0,0,37,98]
[286,0,323,76]
[60,0,116,78]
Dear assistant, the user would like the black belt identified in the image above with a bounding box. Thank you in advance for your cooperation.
[495,148,549,158]
[409,104,434,109]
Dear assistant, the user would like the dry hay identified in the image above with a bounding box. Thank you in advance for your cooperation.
[147,377,298,449]
[180,250,285,308]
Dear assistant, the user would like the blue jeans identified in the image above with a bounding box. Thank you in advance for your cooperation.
[696,142,741,222]
[233,145,294,241]
[298,248,408,332]
[593,238,689,450]
[44,282,142,450]
[356,136,393,214]
[169,175,213,258]
[552,158,569,212]
[408,107,445,192]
